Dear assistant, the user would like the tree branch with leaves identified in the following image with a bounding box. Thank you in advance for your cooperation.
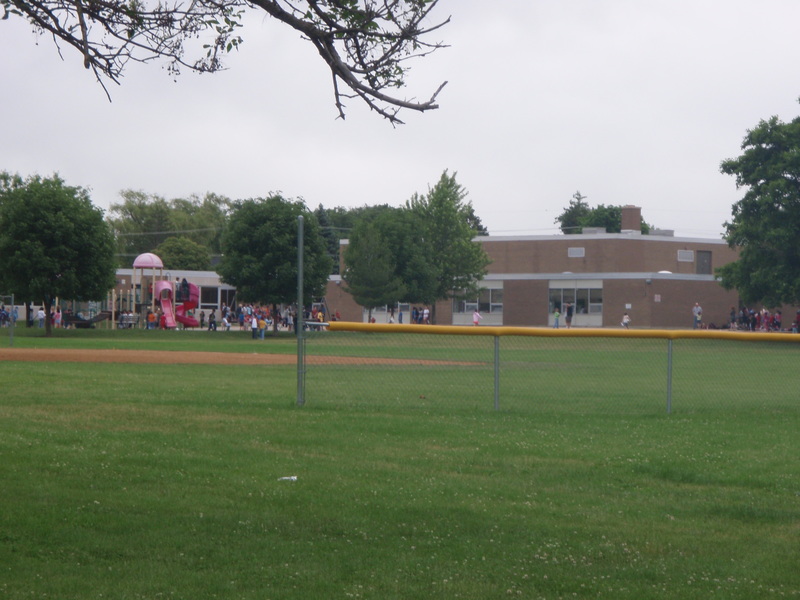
[4,0,449,122]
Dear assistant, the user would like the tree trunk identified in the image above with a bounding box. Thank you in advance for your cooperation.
[43,297,53,337]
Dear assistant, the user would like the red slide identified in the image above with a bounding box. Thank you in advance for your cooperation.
[154,280,200,328]
[154,280,177,328]
[175,283,200,327]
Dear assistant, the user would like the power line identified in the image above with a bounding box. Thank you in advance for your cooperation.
[114,227,221,237]
[115,225,351,237]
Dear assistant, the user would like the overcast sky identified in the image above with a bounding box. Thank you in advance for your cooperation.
[3,1,800,239]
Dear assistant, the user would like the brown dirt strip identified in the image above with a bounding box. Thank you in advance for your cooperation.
[0,348,469,366]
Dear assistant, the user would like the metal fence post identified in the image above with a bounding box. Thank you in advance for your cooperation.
[296,215,305,407]
[666,339,673,414]
[494,335,500,411]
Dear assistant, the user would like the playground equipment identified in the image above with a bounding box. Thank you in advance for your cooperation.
[130,252,165,329]
[154,278,200,328]
[63,311,112,328]
[132,253,198,329]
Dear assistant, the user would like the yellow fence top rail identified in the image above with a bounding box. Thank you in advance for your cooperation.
[327,321,800,343]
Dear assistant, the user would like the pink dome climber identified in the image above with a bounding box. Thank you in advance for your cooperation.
[131,253,165,324]
[132,253,164,269]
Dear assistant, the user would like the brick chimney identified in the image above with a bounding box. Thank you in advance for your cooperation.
[621,205,642,232]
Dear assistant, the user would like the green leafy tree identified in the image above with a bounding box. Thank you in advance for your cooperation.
[7,0,449,123]
[217,195,331,330]
[406,171,491,322]
[342,221,406,321]
[314,204,339,275]
[583,204,624,233]
[555,191,590,233]
[342,205,438,310]
[315,203,403,274]
[109,191,229,267]
[465,204,490,236]
[718,110,800,306]
[373,208,439,306]
[168,193,229,256]
[0,173,116,336]
[555,192,651,234]
[154,236,212,271]
[108,191,173,265]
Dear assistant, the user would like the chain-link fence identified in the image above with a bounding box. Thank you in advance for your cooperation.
[302,323,800,415]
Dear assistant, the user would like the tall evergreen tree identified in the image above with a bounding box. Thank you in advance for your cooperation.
[554,191,590,234]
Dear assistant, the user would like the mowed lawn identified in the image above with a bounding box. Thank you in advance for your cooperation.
[1,327,799,599]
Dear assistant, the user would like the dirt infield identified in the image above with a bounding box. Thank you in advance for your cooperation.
[0,348,441,366]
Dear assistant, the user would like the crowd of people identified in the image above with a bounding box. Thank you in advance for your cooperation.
[198,303,338,336]
[0,304,18,327]
[7,299,800,333]
[549,300,798,332]
[410,306,431,324]
[693,303,793,332]
[730,306,787,332]
[0,305,77,328]
[65,301,341,334]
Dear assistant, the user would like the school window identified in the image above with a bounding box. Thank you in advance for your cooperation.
[452,287,504,314]
[221,289,236,308]
[588,288,603,313]
[696,251,712,275]
[362,303,408,315]
[200,286,236,310]
[567,247,585,258]
[200,286,218,307]
[549,284,603,316]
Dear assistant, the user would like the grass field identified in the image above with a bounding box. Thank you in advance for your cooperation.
[1,326,799,599]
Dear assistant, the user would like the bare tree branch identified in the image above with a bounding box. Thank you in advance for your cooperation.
[5,0,449,123]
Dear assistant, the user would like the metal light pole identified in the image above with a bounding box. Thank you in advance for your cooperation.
[7,294,14,347]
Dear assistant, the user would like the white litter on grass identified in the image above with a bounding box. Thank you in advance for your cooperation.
[278,476,298,481]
